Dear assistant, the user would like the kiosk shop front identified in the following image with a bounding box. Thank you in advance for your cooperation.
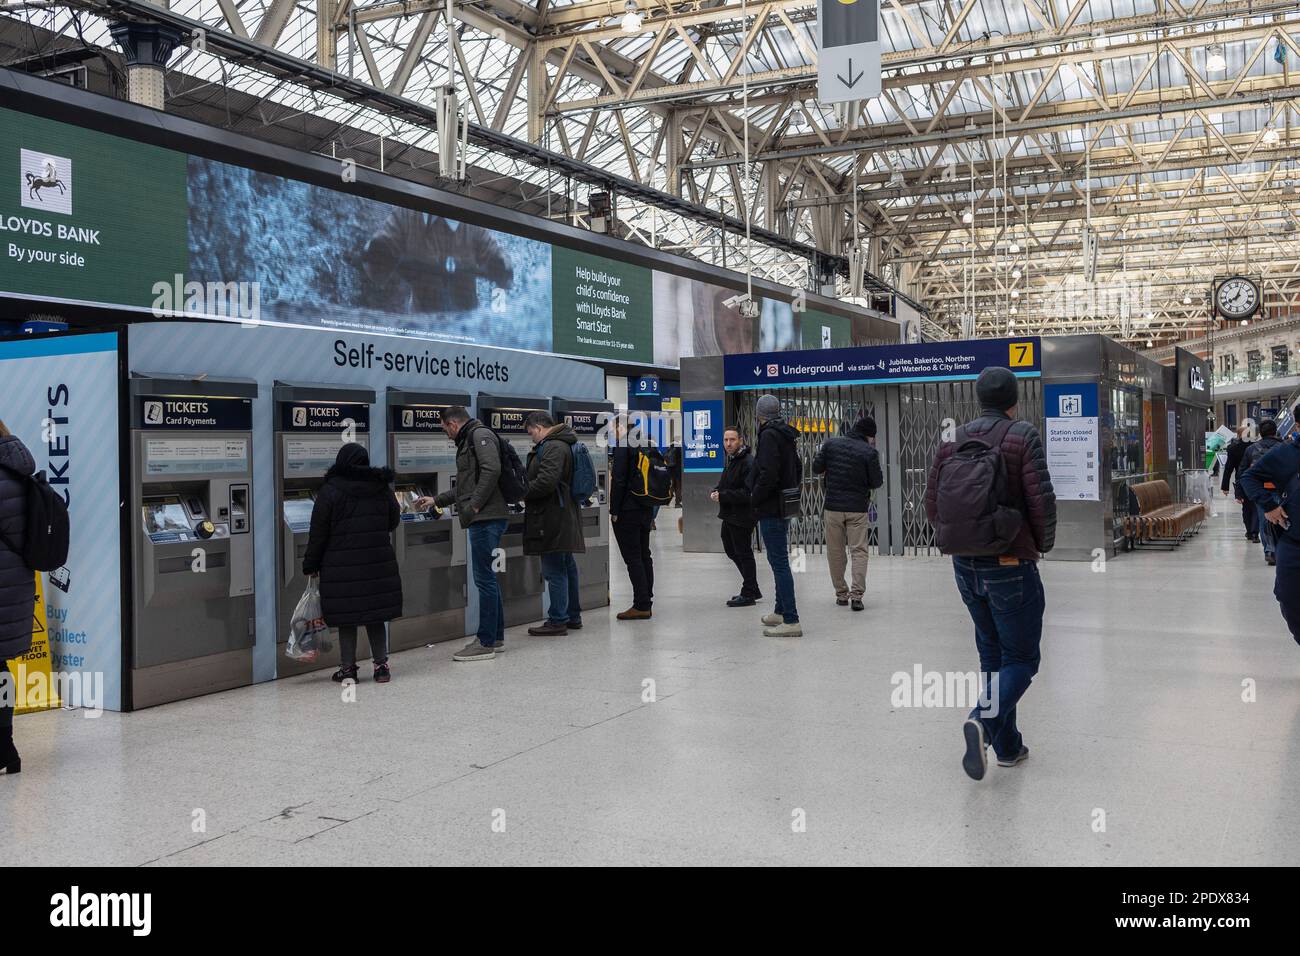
[129,374,257,708]
[273,381,376,676]
[387,388,469,649]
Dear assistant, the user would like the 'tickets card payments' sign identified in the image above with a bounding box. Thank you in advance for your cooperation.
[723,337,1040,390]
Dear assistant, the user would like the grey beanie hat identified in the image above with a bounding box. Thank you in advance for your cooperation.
[975,366,1019,411]
[755,394,783,421]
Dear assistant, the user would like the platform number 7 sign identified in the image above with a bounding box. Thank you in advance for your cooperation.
[1008,342,1035,368]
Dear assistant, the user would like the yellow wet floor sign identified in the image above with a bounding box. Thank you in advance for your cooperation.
[5,574,59,714]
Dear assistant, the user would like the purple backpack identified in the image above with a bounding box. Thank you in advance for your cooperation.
[932,419,1023,556]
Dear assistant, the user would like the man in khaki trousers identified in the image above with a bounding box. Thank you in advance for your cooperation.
[813,417,884,611]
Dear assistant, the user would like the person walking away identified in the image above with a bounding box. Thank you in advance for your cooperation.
[302,442,402,684]
[711,426,761,607]
[1220,423,1260,541]
[750,394,803,637]
[925,367,1056,781]
[416,405,511,662]
[813,416,884,611]
[522,411,585,636]
[609,415,657,620]
[1240,405,1300,644]
[0,421,35,774]
[1243,419,1283,564]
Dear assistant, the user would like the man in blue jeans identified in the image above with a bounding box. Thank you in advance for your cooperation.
[421,405,511,662]
[925,368,1057,780]
[749,394,803,637]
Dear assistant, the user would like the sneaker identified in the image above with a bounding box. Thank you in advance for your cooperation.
[851,598,864,612]
[836,597,849,606]
[566,620,583,630]
[763,622,802,637]
[962,719,988,780]
[616,607,652,621]
[528,621,568,636]
[997,746,1029,768]
[1266,553,1277,566]
[373,661,391,683]
[492,641,506,653]
[761,612,783,626]
[331,664,359,683]
[727,595,757,607]
[453,641,496,662]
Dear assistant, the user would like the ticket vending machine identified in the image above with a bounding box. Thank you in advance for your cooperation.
[387,388,469,650]
[129,374,257,709]
[274,381,376,677]
[476,393,548,627]
[552,398,613,612]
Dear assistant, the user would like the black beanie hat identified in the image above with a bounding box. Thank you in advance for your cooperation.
[852,416,877,439]
[976,366,1019,411]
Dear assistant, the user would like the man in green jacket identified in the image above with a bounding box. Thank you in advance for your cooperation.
[522,411,585,636]
[417,405,511,662]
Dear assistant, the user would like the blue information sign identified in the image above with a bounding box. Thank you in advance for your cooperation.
[635,375,660,397]
[723,337,1041,390]
[1044,383,1100,419]
[683,399,724,472]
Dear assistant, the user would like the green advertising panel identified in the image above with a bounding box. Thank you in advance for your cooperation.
[0,107,188,309]
[551,245,653,363]
[801,308,852,349]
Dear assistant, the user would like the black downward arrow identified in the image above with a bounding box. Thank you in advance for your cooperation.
[836,58,864,89]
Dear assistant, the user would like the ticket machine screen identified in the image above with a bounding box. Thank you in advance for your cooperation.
[142,495,221,542]
[144,497,190,537]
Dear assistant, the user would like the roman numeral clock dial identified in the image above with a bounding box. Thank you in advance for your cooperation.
[1215,276,1260,321]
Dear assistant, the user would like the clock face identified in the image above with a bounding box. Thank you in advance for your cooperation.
[1216,277,1260,319]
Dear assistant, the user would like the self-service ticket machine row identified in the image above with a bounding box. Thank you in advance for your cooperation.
[125,374,608,705]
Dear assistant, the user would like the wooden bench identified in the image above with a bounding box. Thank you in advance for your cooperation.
[1121,480,1206,548]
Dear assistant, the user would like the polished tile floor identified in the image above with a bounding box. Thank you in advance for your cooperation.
[3,506,1296,866]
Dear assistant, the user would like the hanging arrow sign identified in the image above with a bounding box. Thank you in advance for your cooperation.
[817,0,881,104]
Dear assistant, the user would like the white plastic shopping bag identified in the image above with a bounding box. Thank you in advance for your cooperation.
[286,579,329,663]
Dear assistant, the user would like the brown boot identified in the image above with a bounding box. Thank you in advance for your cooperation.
[616,607,652,620]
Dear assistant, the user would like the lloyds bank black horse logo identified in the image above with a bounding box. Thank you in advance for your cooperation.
[25,160,67,203]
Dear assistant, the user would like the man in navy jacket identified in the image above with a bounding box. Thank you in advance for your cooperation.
[1240,405,1300,645]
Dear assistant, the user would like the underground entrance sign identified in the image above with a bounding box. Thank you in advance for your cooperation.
[723,337,1041,390]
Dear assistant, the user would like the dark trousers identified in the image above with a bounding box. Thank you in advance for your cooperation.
[0,664,13,749]
[1275,535,1300,646]
[339,623,388,668]
[952,557,1046,762]
[613,511,654,610]
[758,516,798,624]
[720,522,761,599]
[468,518,507,647]
[1242,496,1259,536]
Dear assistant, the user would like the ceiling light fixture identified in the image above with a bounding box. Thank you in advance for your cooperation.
[1010,289,1020,299]
[1262,123,1281,146]
[621,0,642,33]
[1182,292,1192,304]
[1206,43,1226,72]
[1012,268,1022,279]
[962,209,974,224]
[1008,240,1020,254]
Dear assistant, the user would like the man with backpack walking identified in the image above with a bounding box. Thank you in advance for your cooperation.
[521,411,585,636]
[813,416,883,611]
[1242,418,1284,565]
[609,414,662,620]
[419,405,513,662]
[750,394,803,637]
[1240,405,1300,644]
[925,367,1056,781]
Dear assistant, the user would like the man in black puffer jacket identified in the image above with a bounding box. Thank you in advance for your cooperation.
[750,394,803,637]
[1243,418,1284,564]
[1221,426,1260,541]
[813,416,884,611]
[0,421,35,774]
[711,426,760,607]
[303,443,403,683]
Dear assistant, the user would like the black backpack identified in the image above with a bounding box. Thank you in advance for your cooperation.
[471,424,529,504]
[932,419,1023,556]
[0,468,70,572]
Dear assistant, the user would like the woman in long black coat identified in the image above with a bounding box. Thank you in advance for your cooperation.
[302,443,402,683]
[0,421,34,774]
